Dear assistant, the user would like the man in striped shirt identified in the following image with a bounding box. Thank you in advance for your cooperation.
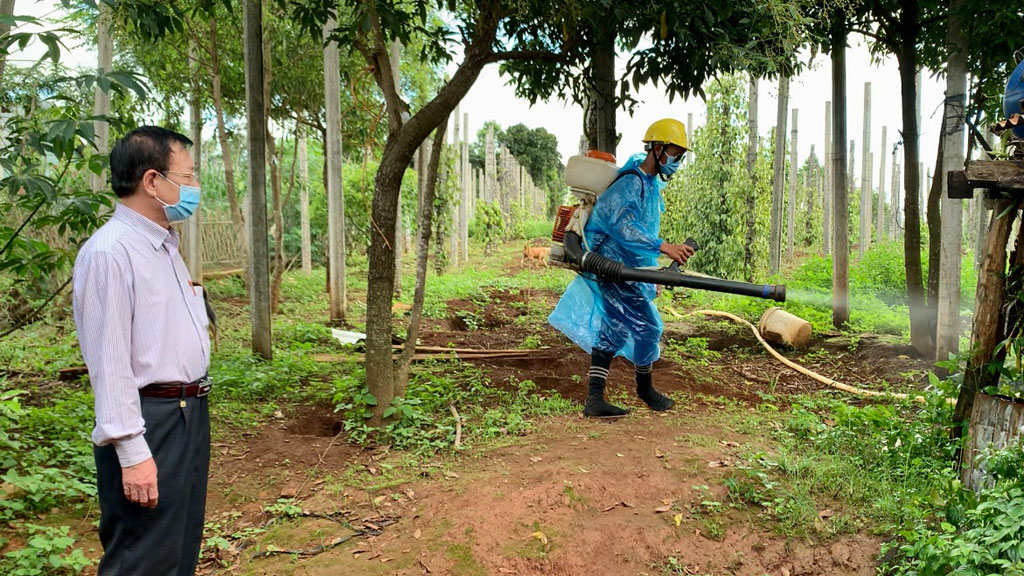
[73,126,211,576]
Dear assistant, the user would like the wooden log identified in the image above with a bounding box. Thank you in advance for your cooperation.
[964,161,1024,191]
[961,393,1024,491]
[955,199,1018,426]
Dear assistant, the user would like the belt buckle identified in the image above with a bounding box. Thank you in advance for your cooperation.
[196,376,212,397]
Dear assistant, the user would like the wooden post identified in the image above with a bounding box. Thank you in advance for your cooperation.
[91,1,113,196]
[298,128,311,274]
[936,0,967,363]
[243,0,271,358]
[185,52,203,281]
[770,76,789,275]
[832,23,850,328]
[787,108,798,261]
[824,101,832,256]
[323,17,346,322]
[955,200,1017,425]
[877,126,887,242]
[860,82,872,257]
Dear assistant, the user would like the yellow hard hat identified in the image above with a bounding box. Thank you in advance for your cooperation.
[643,118,689,151]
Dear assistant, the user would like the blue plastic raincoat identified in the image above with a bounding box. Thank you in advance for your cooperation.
[548,153,667,366]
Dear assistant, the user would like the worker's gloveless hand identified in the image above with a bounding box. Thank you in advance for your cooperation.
[660,242,696,265]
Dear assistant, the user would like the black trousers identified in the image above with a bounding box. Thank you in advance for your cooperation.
[94,395,210,576]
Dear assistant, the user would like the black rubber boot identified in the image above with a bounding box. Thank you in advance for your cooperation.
[636,365,674,411]
[584,349,628,418]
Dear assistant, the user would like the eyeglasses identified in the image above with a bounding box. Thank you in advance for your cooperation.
[162,170,198,182]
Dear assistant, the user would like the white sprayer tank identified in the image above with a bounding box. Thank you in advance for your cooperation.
[565,151,619,200]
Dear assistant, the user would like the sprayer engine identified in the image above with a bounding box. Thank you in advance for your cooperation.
[549,151,786,303]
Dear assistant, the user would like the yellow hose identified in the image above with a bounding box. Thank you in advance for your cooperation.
[664,305,931,404]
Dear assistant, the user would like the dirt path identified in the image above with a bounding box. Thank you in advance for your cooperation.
[208,401,881,576]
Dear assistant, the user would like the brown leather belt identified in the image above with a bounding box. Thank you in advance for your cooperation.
[139,375,212,398]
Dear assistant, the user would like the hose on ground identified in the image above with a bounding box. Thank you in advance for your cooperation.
[681,308,930,404]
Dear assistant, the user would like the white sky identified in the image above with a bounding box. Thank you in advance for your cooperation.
[14,0,949,189]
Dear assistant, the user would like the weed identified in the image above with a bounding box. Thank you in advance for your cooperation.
[0,524,93,575]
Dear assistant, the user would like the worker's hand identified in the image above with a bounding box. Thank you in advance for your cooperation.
[122,457,159,508]
[660,242,696,265]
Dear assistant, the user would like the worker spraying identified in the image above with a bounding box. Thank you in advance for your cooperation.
[549,119,695,418]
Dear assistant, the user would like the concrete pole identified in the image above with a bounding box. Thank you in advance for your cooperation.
[462,112,470,262]
[824,101,832,255]
[787,108,798,261]
[877,126,887,241]
[892,160,902,233]
[243,0,271,358]
[936,0,967,363]
[769,76,789,274]
[186,57,203,281]
[298,128,311,273]
[91,2,113,196]
[451,107,460,266]
[860,82,872,257]
[485,126,496,204]
[324,17,347,322]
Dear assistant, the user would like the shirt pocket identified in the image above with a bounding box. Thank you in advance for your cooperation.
[192,286,211,330]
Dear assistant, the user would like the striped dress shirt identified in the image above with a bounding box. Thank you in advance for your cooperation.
[73,204,210,467]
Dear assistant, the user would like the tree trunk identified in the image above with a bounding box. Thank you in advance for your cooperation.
[832,22,850,328]
[860,82,872,257]
[392,41,404,298]
[91,1,113,195]
[936,0,967,363]
[896,1,931,355]
[770,75,789,275]
[0,1,17,85]
[210,18,247,262]
[243,0,271,359]
[364,10,500,425]
[824,101,832,256]
[787,108,798,262]
[925,117,945,346]
[324,17,347,323]
[299,127,311,273]
[396,119,449,396]
[743,75,759,282]
[590,29,617,157]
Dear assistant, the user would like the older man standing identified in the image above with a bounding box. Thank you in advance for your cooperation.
[73,126,211,575]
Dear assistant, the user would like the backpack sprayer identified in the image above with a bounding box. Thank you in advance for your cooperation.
[548,151,786,302]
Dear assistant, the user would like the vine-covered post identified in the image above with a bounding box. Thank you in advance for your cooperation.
[787,108,798,262]
[824,101,832,256]
[877,126,887,241]
[860,82,872,257]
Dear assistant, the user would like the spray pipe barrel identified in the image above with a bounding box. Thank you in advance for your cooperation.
[561,231,786,302]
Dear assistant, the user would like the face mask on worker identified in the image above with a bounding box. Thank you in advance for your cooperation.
[156,172,200,223]
[658,148,682,180]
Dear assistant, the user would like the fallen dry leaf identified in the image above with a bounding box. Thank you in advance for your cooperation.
[601,501,633,512]
[418,558,432,574]
[444,471,460,479]
[529,456,543,463]
[655,448,665,458]
[707,460,731,468]
[373,495,386,506]
[405,489,416,500]
[781,567,792,576]
[414,529,422,539]
[673,513,683,527]
[819,509,835,520]
[530,531,548,545]
[654,504,673,514]
[616,453,625,457]
[720,440,740,448]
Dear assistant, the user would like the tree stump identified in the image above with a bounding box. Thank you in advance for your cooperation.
[961,393,1024,492]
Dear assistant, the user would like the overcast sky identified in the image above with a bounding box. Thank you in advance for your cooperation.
[14,0,949,189]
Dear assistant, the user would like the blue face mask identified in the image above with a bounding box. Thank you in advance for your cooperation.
[659,151,682,180]
[156,173,200,223]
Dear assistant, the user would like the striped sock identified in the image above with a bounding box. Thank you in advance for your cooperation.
[636,363,674,411]
[584,349,627,417]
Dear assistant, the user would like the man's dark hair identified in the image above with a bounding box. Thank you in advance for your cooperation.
[110,126,192,198]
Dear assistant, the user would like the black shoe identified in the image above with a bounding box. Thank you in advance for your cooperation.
[637,384,675,411]
[584,394,629,417]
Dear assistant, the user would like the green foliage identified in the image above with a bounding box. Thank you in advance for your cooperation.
[883,442,1024,575]
[0,524,92,576]
[432,147,460,273]
[471,201,505,256]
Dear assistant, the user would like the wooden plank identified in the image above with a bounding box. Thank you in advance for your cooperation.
[964,161,1024,191]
